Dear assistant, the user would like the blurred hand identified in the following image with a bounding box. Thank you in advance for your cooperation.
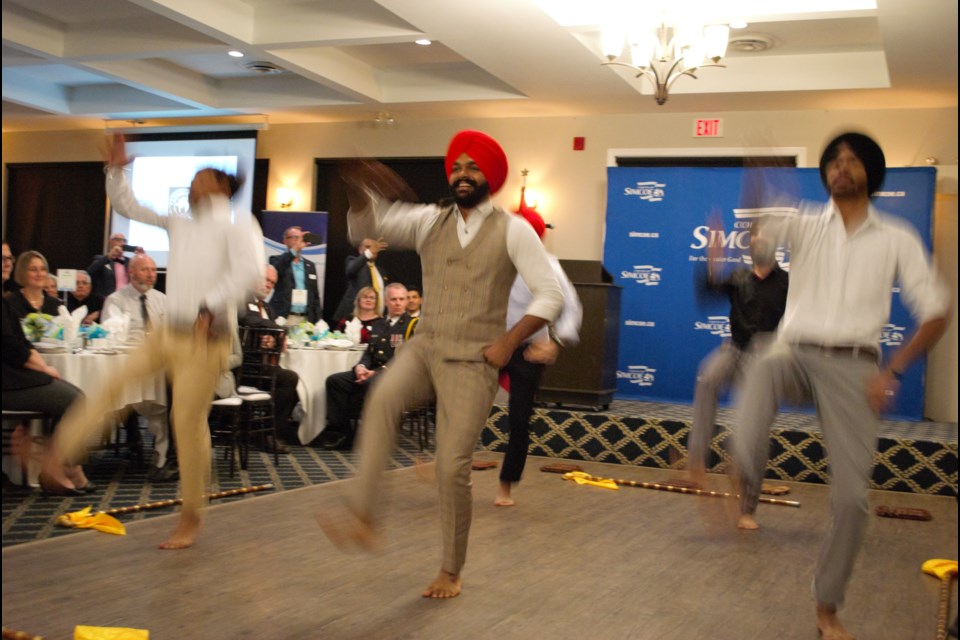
[354,364,375,383]
[195,308,215,339]
[524,340,559,365]
[866,370,899,414]
[340,159,417,203]
[102,133,133,167]
[44,365,62,380]
[482,336,514,369]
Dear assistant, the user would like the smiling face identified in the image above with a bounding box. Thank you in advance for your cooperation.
[407,289,422,313]
[24,257,49,290]
[356,288,378,315]
[448,153,490,209]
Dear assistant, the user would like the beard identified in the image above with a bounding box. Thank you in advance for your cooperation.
[450,178,490,209]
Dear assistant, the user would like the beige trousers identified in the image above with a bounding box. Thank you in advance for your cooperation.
[351,337,499,575]
[56,326,230,514]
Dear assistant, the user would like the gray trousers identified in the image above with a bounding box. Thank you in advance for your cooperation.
[689,342,745,473]
[734,342,879,607]
[350,337,499,575]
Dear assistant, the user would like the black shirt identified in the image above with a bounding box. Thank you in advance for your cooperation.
[709,265,789,349]
[67,293,104,318]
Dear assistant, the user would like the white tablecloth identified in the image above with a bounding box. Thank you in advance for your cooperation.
[3,350,167,485]
[281,347,363,444]
[45,351,167,409]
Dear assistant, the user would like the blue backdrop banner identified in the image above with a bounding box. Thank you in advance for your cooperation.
[603,166,936,421]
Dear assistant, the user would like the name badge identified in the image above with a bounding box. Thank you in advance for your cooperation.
[291,289,308,306]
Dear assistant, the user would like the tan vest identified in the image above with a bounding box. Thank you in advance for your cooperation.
[417,206,516,360]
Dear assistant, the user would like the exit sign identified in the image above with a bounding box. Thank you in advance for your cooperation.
[693,118,723,137]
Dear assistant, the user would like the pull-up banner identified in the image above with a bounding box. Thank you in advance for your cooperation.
[603,167,936,421]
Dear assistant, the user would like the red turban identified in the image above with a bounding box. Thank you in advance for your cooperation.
[515,187,546,239]
[445,130,508,194]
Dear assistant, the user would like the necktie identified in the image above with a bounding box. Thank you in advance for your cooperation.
[257,299,268,319]
[368,263,382,312]
[139,294,151,331]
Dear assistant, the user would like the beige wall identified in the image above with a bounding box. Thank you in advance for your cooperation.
[3,107,957,419]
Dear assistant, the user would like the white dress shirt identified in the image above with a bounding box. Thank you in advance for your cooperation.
[507,254,582,346]
[103,284,167,342]
[350,194,563,323]
[106,167,265,331]
[774,199,948,348]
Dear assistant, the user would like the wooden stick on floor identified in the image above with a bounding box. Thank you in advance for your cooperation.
[563,472,801,508]
[56,484,274,527]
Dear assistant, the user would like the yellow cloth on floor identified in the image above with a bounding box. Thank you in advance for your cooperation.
[74,625,148,639]
[58,506,127,536]
[562,471,619,490]
[922,559,958,579]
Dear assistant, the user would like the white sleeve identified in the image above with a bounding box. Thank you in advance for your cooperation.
[203,211,266,314]
[894,225,950,323]
[505,216,562,323]
[552,258,583,346]
[347,191,441,252]
[105,166,170,230]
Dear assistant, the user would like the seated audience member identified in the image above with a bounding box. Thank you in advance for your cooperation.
[269,226,322,324]
[44,275,60,299]
[2,263,92,495]
[7,251,63,319]
[407,285,422,318]
[66,270,104,325]
[332,237,389,323]
[335,286,382,344]
[103,253,165,341]
[238,265,302,454]
[320,283,417,450]
[87,232,132,298]
[2,240,16,295]
[102,253,176,481]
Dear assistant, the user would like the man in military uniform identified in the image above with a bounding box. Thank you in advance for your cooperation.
[320,282,417,450]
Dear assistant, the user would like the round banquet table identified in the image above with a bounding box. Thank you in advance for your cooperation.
[281,347,364,444]
[44,350,167,409]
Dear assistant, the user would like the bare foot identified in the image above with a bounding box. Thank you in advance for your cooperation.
[494,481,515,506]
[686,466,706,491]
[737,513,760,530]
[158,510,202,550]
[316,507,381,552]
[816,604,855,640]
[422,570,461,598]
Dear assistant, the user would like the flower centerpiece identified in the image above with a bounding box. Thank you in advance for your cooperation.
[21,312,54,343]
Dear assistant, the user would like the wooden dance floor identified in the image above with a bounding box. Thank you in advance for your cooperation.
[3,455,956,639]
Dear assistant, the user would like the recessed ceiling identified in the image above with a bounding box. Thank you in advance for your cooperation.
[1,0,956,132]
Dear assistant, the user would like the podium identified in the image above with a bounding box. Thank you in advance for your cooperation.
[536,260,621,410]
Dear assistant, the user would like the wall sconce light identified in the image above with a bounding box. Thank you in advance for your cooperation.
[277,189,295,209]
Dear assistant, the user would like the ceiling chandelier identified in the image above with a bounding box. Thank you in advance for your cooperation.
[601,19,730,105]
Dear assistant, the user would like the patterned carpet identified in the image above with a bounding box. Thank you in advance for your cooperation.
[5,399,956,547]
[1,431,434,549]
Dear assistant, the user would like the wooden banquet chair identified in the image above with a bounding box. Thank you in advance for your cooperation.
[209,326,285,476]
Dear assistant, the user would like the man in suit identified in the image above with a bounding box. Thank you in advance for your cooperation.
[87,232,134,298]
[239,265,301,452]
[320,282,417,450]
[321,131,562,599]
[332,237,388,322]
[269,226,322,323]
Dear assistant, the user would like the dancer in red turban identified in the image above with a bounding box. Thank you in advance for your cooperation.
[321,131,563,598]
